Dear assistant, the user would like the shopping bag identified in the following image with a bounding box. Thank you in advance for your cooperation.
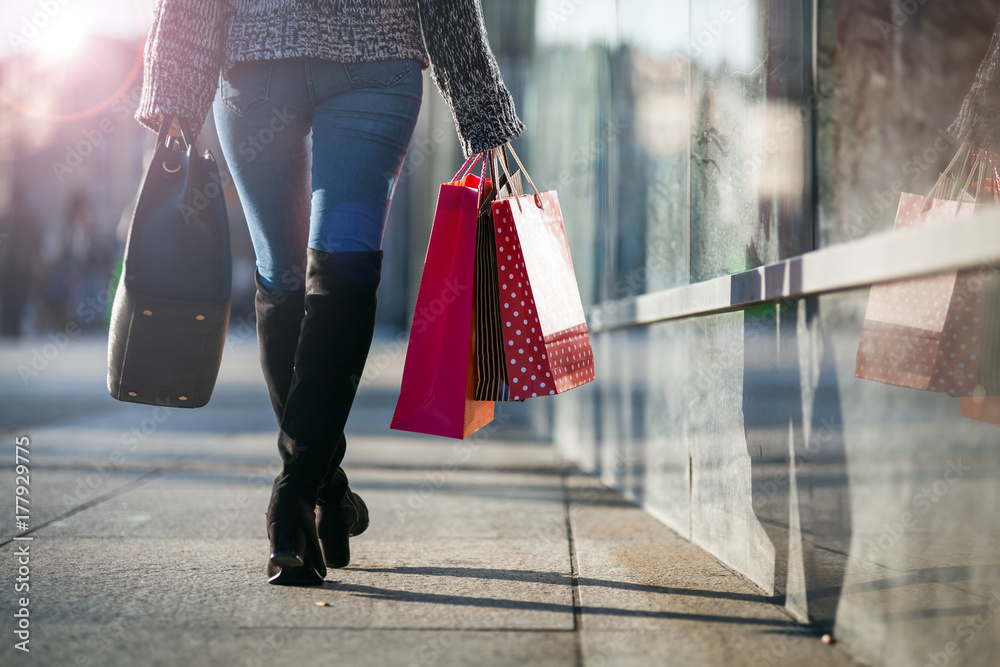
[960,274,1000,425]
[488,145,595,400]
[474,151,523,401]
[856,145,995,396]
[390,155,495,438]
[960,397,1000,426]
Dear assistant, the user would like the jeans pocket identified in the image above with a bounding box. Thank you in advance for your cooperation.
[344,59,413,88]
[221,60,274,116]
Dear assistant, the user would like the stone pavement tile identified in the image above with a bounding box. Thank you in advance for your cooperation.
[342,434,566,471]
[29,464,568,544]
[0,468,152,540]
[2,626,578,667]
[0,537,573,632]
[568,475,861,667]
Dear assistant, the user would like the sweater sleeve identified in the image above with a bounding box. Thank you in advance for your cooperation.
[418,0,525,157]
[136,0,227,140]
[949,13,1000,153]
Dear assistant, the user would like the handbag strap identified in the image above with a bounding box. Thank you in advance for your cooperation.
[155,114,194,151]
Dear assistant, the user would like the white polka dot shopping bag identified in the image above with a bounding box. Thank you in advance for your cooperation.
[855,145,998,398]
[480,145,596,401]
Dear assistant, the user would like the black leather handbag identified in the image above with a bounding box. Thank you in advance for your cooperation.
[107,116,232,408]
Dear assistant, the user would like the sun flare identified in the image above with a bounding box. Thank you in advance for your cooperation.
[33,19,88,63]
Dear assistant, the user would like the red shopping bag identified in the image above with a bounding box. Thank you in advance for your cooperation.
[488,145,595,400]
[390,156,495,438]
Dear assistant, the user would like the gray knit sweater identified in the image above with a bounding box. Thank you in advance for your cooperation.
[137,0,523,156]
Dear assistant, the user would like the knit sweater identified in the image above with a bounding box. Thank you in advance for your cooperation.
[137,0,524,156]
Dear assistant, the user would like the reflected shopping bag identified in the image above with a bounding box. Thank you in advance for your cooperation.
[960,274,1000,425]
[390,156,495,438]
[487,145,595,400]
[856,145,996,396]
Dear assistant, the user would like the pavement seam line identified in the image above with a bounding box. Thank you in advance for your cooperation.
[0,468,163,547]
[561,470,584,667]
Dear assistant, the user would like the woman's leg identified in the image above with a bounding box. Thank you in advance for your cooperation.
[213,58,313,293]
[306,57,423,254]
[215,58,329,584]
[271,58,422,571]
[303,57,423,502]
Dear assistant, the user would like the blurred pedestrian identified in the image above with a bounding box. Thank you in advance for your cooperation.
[0,184,41,338]
[36,191,91,333]
[137,0,523,585]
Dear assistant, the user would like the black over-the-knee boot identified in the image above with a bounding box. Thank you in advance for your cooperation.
[265,248,381,585]
[254,268,370,573]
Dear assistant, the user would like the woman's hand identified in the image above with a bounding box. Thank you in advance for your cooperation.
[167,117,185,138]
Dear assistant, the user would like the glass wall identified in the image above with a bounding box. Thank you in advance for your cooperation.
[427,2,1000,666]
[450,1,1000,306]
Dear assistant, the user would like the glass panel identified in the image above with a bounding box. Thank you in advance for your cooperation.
[819,1,1000,246]
[524,0,618,309]
[555,264,1000,663]
[615,0,691,294]
[689,0,814,283]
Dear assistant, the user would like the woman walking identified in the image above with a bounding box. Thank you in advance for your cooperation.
[137,0,522,585]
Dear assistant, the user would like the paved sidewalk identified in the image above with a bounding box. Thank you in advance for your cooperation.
[0,333,859,666]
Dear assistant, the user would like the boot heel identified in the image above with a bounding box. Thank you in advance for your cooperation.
[316,503,356,568]
[267,524,324,586]
[269,523,306,565]
[320,532,351,569]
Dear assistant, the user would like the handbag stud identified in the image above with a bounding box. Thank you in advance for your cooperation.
[178,396,188,401]
[142,309,153,316]
[195,314,205,320]
[128,391,137,397]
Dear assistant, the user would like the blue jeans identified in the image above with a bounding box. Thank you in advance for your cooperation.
[214,57,423,292]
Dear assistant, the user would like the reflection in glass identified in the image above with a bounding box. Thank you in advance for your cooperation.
[690,0,814,283]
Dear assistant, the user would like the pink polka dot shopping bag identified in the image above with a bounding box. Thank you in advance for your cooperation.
[856,144,1000,400]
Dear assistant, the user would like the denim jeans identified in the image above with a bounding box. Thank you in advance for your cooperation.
[213,57,423,292]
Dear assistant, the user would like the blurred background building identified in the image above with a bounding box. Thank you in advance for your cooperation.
[2,1,1000,665]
